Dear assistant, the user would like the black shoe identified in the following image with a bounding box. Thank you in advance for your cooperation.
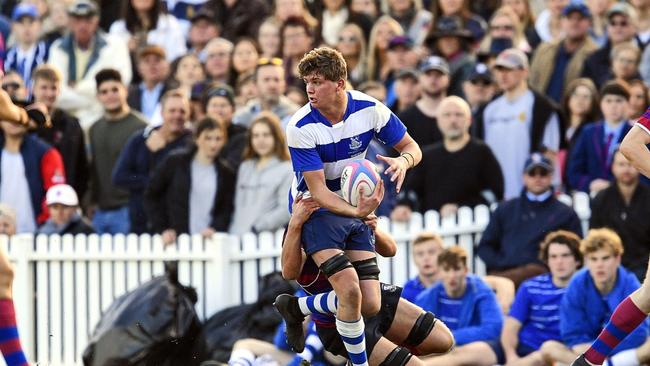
[274,294,306,352]
[571,354,595,366]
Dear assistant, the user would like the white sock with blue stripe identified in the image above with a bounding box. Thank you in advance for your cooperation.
[297,291,338,315]
[228,348,255,366]
[336,318,369,366]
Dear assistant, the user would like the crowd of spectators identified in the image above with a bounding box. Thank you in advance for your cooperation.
[0,0,649,363]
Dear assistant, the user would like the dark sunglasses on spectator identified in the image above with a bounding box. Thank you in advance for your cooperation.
[527,168,550,177]
[257,57,283,66]
[609,20,629,27]
[490,25,514,31]
[470,79,492,86]
[339,36,358,43]
[2,82,20,91]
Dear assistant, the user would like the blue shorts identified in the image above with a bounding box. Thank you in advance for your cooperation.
[301,210,375,255]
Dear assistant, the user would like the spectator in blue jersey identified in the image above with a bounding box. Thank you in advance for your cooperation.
[402,232,445,304]
[541,228,649,366]
[403,232,515,314]
[281,47,422,365]
[113,89,192,234]
[500,230,582,366]
[477,153,583,287]
[566,81,633,195]
[416,246,505,366]
[4,4,48,92]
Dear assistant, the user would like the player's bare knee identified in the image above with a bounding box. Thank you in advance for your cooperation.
[539,340,560,362]
[361,297,381,317]
[0,261,14,283]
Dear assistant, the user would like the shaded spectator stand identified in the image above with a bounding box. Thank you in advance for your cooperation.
[3,192,591,365]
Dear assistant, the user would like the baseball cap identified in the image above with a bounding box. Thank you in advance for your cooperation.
[11,4,38,21]
[67,0,99,17]
[387,36,414,50]
[395,69,419,81]
[137,45,166,61]
[562,2,592,18]
[191,8,215,23]
[495,48,529,70]
[205,84,235,106]
[46,184,79,206]
[524,153,554,174]
[468,63,493,83]
[418,56,450,74]
[607,2,636,19]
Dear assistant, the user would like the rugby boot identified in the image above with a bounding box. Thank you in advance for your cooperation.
[570,354,596,366]
[274,293,306,352]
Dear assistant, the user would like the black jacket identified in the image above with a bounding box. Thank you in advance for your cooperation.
[144,147,235,234]
[590,183,650,277]
[127,81,176,113]
[34,108,88,198]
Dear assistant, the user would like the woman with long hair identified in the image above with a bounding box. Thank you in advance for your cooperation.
[109,0,187,61]
[500,0,541,49]
[559,78,600,190]
[229,112,293,235]
[257,17,282,58]
[562,78,600,145]
[366,15,404,81]
[171,53,206,98]
[336,22,368,86]
[231,37,261,85]
[144,117,235,245]
[479,6,530,55]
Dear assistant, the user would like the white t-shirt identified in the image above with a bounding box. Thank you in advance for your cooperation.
[483,90,560,199]
[189,159,217,235]
[0,149,36,233]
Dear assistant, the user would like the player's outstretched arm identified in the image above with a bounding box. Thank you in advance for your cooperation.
[620,125,650,178]
[376,133,422,193]
[303,169,384,218]
[281,195,319,280]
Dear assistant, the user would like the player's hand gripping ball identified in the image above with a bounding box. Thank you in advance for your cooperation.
[340,159,381,207]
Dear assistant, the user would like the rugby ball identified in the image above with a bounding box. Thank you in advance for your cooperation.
[340,159,381,207]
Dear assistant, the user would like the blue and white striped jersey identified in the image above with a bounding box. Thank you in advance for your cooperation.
[286,90,407,211]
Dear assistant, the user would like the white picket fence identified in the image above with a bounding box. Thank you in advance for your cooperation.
[2,192,591,365]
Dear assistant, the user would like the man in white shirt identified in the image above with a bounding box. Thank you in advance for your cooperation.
[474,48,561,199]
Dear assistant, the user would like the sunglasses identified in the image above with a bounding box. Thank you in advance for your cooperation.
[609,20,629,27]
[490,25,514,32]
[470,79,492,86]
[2,82,20,91]
[527,168,550,177]
[257,57,283,66]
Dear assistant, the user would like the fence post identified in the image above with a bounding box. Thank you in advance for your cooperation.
[11,234,34,361]
[206,233,233,315]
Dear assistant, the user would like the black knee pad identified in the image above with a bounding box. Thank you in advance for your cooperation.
[379,346,413,366]
[403,311,436,347]
[352,257,380,280]
[319,252,353,278]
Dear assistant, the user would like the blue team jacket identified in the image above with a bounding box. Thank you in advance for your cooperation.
[561,266,648,350]
[415,274,503,345]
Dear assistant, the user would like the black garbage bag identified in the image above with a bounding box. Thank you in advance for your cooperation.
[83,262,206,366]
[202,271,297,362]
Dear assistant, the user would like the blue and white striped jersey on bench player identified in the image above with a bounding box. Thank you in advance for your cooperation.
[286,90,407,212]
